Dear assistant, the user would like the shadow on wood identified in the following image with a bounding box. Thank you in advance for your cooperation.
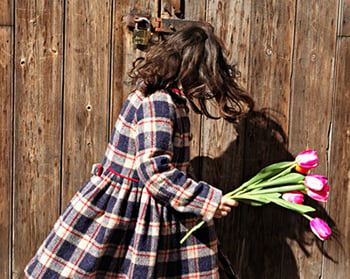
[190,110,338,279]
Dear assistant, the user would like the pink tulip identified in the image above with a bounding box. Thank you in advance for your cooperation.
[282,191,304,204]
[310,217,331,240]
[295,150,319,173]
[307,184,330,203]
[304,174,328,191]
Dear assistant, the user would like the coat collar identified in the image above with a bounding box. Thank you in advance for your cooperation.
[168,88,187,103]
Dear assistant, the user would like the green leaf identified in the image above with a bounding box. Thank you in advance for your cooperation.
[241,161,296,187]
[234,197,268,206]
[248,201,267,206]
[250,173,305,189]
[260,161,296,172]
[233,192,281,205]
[249,184,306,194]
[270,198,316,214]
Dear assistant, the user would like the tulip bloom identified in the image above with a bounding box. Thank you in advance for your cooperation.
[282,191,304,204]
[307,184,330,203]
[304,174,328,191]
[310,217,331,240]
[295,150,319,173]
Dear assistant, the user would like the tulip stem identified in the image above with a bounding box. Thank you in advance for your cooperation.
[267,163,297,182]
[180,220,206,244]
[248,184,306,194]
[303,214,313,221]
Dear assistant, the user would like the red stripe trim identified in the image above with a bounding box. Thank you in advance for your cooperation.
[107,144,135,160]
[127,246,157,258]
[172,88,185,96]
[145,187,154,197]
[137,118,173,127]
[202,187,215,216]
[118,117,136,132]
[135,90,143,100]
[135,149,173,159]
[107,167,139,182]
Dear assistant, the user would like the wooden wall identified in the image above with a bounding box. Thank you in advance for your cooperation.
[1,0,349,278]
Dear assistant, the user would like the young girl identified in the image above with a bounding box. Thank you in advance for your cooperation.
[25,22,254,278]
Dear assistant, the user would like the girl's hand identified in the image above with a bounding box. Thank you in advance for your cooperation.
[214,197,238,218]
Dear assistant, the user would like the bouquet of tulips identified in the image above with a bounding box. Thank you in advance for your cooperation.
[180,150,331,244]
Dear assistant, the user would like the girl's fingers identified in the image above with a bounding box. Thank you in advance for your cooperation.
[222,197,238,207]
[214,197,239,219]
[220,205,231,212]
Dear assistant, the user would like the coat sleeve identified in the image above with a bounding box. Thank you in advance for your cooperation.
[135,92,222,222]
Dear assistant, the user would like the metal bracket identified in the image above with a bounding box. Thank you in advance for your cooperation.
[125,9,208,48]
[154,18,198,33]
[126,13,202,34]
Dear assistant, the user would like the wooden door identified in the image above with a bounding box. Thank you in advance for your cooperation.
[1,0,349,278]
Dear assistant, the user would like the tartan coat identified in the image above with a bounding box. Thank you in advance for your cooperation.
[25,88,223,278]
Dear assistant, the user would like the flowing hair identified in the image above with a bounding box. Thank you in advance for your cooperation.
[129,22,254,122]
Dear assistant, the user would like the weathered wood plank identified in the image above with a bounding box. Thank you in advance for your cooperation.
[110,0,158,129]
[200,0,251,186]
[0,2,13,277]
[207,0,251,88]
[288,1,339,278]
[0,26,12,279]
[13,1,64,277]
[323,36,350,279]
[160,0,183,17]
[248,0,295,132]
[339,0,350,36]
[0,0,12,25]
[289,0,338,167]
[203,1,297,277]
[4,1,349,279]
[202,1,251,278]
[160,0,173,17]
[186,0,206,22]
[182,0,206,162]
[239,1,297,278]
[61,0,112,205]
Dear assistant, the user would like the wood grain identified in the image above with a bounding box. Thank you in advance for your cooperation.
[186,0,206,22]
[1,0,349,277]
[0,0,12,25]
[322,36,350,279]
[235,1,296,278]
[245,2,297,278]
[0,26,12,279]
[12,1,64,277]
[248,0,295,133]
[289,0,338,168]
[339,0,350,36]
[182,0,206,163]
[61,0,112,205]
[110,0,158,127]
[200,2,249,278]
[288,1,339,278]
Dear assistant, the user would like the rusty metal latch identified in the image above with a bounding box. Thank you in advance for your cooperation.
[126,0,204,48]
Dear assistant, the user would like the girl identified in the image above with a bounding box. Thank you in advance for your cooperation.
[25,22,254,278]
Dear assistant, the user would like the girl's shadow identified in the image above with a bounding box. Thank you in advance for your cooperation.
[190,110,337,279]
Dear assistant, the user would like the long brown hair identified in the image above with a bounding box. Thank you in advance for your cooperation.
[129,22,254,122]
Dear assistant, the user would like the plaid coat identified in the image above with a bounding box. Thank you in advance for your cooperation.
[25,88,223,278]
